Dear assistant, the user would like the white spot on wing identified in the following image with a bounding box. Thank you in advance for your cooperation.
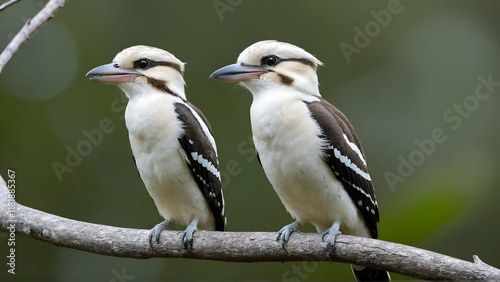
[343,178,376,207]
[197,154,208,167]
[184,104,218,158]
[333,148,371,181]
[342,133,366,166]
[357,184,374,204]
[192,151,221,181]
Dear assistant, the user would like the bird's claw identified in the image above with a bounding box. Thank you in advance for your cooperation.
[182,230,195,250]
[322,219,342,262]
[276,221,300,251]
[182,220,198,250]
[148,220,170,247]
[276,227,292,250]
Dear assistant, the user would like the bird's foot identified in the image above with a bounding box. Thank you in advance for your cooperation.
[182,219,198,250]
[148,220,170,247]
[322,219,342,262]
[276,221,301,251]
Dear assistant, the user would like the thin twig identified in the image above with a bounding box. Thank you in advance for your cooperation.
[0,0,21,12]
[0,175,499,280]
[0,0,66,73]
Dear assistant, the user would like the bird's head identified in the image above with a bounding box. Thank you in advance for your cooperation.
[210,40,323,97]
[87,45,186,100]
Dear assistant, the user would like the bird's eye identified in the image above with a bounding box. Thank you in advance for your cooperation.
[138,59,149,69]
[263,55,279,66]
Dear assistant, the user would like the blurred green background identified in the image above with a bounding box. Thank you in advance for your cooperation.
[1,0,500,280]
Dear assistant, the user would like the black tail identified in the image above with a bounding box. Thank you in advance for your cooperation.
[352,265,391,281]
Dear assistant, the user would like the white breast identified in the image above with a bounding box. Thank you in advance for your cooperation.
[125,92,214,230]
[250,89,370,237]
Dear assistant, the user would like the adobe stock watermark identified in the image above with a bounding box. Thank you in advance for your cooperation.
[339,0,411,64]
[282,261,318,282]
[6,0,49,42]
[109,267,135,282]
[220,134,256,188]
[6,169,17,275]
[51,94,127,182]
[5,0,74,41]
[385,74,500,191]
[212,0,243,22]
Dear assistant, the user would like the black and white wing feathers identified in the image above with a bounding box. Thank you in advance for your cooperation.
[174,102,225,231]
[305,99,379,239]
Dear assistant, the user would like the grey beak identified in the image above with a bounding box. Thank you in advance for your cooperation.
[209,64,269,82]
[86,63,142,84]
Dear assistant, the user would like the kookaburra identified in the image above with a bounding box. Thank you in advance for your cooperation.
[86,45,225,249]
[210,40,390,281]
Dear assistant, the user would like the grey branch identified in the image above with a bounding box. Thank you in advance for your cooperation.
[0,0,66,73]
[0,0,21,12]
[1,175,499,280]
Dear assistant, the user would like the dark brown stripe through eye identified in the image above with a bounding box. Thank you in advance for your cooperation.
[133,59,183,74]
[156,61,183,74]
[283,58,316,68]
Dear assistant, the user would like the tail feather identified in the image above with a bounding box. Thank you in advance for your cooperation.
[352,265,391,281]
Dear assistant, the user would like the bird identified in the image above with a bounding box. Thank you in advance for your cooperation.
[86,45,225,249]
[210,40,390,281]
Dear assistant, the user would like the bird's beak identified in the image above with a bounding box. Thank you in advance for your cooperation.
[209,64,269,82]
[86,63,142,84]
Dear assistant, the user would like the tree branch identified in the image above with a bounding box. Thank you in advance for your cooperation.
[0,0,21,12]
[1,175,499,280]
[0,0,66,73]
